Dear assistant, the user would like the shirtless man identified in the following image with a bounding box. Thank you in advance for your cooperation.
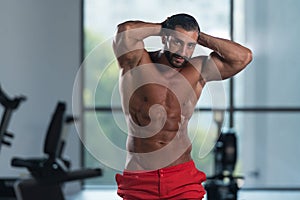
[113,13,252,200]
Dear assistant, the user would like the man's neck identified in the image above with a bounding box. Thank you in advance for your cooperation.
[151,51,182,74]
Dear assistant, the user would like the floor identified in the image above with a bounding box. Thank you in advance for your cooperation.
[66,189,300,200]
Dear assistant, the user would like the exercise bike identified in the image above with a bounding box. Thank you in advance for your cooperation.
[0,85,26,199]
[205,110,244,200]
[11,102,102,200]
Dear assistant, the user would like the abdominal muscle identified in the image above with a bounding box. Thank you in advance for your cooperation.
[125,133,193,171]
[124,85,194,171]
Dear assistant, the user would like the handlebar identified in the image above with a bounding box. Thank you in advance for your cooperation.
[0,85,26,109]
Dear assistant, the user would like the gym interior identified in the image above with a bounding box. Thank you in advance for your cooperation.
[1,0,300,199]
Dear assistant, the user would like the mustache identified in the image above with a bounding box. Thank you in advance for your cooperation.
[172,53,188,61]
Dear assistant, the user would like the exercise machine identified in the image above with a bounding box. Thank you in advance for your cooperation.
[205,110,243,200]
[0,86,25,199]
[0,85,26,152]
[11,102,102,200]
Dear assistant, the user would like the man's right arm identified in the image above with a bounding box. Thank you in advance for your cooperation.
[113,21,161,71]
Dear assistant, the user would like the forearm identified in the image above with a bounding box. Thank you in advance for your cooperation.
[198,32,252,67]
[117,21,162,41]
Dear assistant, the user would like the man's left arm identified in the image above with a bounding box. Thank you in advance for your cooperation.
[198,32,252,82]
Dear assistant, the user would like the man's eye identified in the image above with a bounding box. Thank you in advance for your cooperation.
[188,44,195,49]
[173,40,181,45]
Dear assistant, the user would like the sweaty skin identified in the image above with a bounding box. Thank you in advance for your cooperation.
[113,21,252,171]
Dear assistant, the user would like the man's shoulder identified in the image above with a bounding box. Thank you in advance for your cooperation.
[141,50,160,63]
[148,50,160,58]
[186,56,206,68]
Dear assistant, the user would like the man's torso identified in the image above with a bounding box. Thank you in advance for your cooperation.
[119,50,204,170]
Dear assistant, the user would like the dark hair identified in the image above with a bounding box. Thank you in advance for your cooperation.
[162,13,200,34]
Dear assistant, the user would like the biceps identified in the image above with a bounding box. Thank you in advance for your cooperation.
[113,29,144,57]
[201,53,224,81]
[202,52,239,81]
[113,37,145,68]
[116,49,144,70]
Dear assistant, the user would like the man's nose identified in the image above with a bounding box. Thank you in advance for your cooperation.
[177,45,188,57]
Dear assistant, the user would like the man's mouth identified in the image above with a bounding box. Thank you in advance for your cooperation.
[164,51,187,68]
[173,55,185,63]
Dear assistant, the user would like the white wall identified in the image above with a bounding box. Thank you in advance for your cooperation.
[0,0,82,194]
[240,0,300,188]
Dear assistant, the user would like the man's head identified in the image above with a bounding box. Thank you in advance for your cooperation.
[162,13,200,34]
[161,13,200,68]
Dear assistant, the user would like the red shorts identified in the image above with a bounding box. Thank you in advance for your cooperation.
[115,160,206,200]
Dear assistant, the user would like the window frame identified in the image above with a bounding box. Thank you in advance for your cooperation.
[80,0,300,190]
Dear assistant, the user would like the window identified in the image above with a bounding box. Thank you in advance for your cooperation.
[82,0,231,186]
[82,0,300,190]
[233,0,300,189]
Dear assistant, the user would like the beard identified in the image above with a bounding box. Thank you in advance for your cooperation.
[164,51,188,68]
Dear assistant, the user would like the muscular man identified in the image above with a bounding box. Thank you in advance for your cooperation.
[113,13,252,200]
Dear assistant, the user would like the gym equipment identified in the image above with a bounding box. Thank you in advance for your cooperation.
[205,110,243,200]
[11,102,102,200]
[0,85,26,152]
[0,86,25,199]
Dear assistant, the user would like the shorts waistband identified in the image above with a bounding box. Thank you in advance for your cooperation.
[123,160,195,175]
[159,160,195,173]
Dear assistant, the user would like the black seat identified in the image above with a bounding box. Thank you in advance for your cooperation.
[11,102,102,200]
[11,102,71,179]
